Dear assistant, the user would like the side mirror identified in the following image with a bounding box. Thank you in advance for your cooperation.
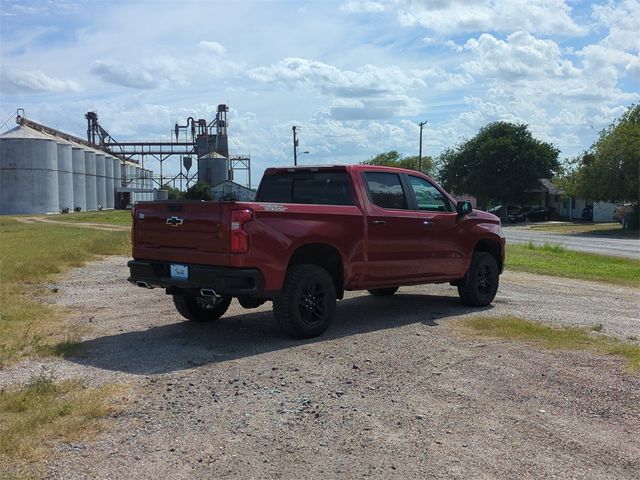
[456,201,473,216]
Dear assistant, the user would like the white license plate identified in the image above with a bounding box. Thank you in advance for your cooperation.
[170,264,188,280]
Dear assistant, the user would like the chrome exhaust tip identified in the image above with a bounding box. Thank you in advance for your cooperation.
[200,288,220,298]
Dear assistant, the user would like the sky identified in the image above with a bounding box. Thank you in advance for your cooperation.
[1,0,638,187]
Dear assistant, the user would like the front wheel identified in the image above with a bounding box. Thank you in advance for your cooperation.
[173,293,232,322]
[457,252,499,307]
[273,264,337,339]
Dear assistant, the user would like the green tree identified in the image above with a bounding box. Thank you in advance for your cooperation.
[573,104,639,203]
[162,184,184,200]
[184,182,213,200]
[438,122,560,208]
[361,150,434,176]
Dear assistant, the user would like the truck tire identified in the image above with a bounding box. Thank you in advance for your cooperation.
[457,252,499,307]
[172,294,232,322]
[274,264,337,339]
[367,287,399,296]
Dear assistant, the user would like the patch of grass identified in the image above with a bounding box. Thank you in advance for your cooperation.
[0,369,123,478]
[528,222,639,237]
[525,240,566,253]
[462,315,640,370]
[506,242,640,287]
[0,217,130,366]
[37,210,132,226]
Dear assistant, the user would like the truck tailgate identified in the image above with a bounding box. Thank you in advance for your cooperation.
[134,201,228,253]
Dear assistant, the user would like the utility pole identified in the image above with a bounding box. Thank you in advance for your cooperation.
[418,120,427,173]
[292,126,299,166]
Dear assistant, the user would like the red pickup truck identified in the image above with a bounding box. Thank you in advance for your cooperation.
[128,165,505,338]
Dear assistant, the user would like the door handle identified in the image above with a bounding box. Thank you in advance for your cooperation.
[372,220,386,226]
[422,220,434,226]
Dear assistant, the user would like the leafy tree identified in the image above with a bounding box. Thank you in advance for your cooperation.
[184,182,213,200]
[361,150,434,176]
[438,122,560,208]
[162,184,184,200]
[573,104,639,203]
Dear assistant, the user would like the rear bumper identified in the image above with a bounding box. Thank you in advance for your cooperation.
[127,259,264,297]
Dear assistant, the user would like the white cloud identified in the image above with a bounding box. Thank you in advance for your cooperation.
[462,32,580,81]
[198,40,226,56]
[90,59,158,89]
[0,68,80,94]
[340,1,387,13]
[90,57,189,89]
[397,0,585,36]
[592,0,640,52]
[246,57,426,119]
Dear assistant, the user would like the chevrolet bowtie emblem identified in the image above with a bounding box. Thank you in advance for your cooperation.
[166,216,184,226]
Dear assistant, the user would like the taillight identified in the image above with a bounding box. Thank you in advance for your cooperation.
[230,209,253,253]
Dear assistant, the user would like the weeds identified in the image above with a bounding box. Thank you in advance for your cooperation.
[0,217,130,366]
[462,316,640,370]
[0,368,123,478]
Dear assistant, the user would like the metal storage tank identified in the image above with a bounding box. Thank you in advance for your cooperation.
[0,126,59,214]
[95,153,106,209]
[145,170,152,201]
[84,151,97,211]
[198,151,228,186]
[105,156,114,209]
[56,140,74,212]
[133,165,144,202]
[113,158,122,208]
[71,145,86,211]
[127,164,136,204]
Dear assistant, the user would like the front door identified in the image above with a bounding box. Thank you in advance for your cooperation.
[405,175,466,278]
[362,171,426,285]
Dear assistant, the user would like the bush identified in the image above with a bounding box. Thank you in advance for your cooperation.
[184,182,212,200]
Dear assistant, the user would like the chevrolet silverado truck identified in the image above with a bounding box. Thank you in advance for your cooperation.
[128,165,505,338]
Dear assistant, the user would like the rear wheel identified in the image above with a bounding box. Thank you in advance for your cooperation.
[367,287,399,296]
[457,252,499,307]
[173,293,232,322]
[274,264,336,338]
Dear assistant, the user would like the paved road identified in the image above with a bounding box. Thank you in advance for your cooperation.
[503,226,640,259]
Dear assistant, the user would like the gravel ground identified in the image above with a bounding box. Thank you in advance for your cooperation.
[2,256,639,479]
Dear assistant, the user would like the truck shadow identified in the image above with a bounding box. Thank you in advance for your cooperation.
[67,293,493,375]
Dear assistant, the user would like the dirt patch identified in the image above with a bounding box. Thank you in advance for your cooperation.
[1,256,639,479]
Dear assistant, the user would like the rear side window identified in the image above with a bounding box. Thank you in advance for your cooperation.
[364,172,408,210]
[256,172,354,205]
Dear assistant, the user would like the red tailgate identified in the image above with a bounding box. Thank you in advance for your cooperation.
[134,201,228,253]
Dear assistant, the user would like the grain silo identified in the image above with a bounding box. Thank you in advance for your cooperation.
[198,151,229,186]
[84,151,97,211]
[71,145,87,211]
[104,156,114,209]
[95,153,106,209]
[56,139,74,212]
[0,126,59,214]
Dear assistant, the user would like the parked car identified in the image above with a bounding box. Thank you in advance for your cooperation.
[488,205,524,223]
[613,203,633,224]
[128,165,505,339]
[507,207,526,223]
[582,205,593,221]
[523,206,553,221]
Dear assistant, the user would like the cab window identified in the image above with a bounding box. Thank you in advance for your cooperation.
[408,176,452,212]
